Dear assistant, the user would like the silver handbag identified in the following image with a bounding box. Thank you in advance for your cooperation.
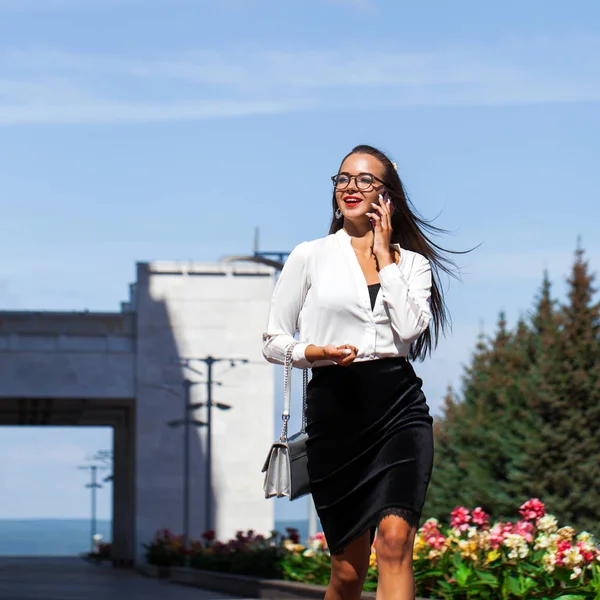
[262,343,310,501]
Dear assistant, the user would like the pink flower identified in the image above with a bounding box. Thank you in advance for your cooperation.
[489,523,505,549]
[420,519,446,549]
[471,507,490,528]
[426,533,447,550]
[519,498,546,521]
[514,520,535,543]
[421,519,440,535]
[450,507,471,532]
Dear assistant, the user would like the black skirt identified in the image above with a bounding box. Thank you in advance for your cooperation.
[305,357,434,556]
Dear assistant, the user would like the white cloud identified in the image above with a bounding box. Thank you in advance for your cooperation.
[0,99,306,126]
[0,38,599,125]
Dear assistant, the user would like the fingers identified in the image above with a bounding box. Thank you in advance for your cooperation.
[366,211,382,228]
[335,343,358,354]
[335,344,359,366]
[324,344,359,365]
[375,197,392,227]
[368,198,391,231]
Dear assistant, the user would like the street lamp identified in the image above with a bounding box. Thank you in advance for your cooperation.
[166,378,205,553]
[177,356,247,536]
[78,464,107,553]
[91,449,114,483]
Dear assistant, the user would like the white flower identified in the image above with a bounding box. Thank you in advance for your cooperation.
[577,539,596,554]
[534,533,558,550]
[303,548,315,558]
[562,547,584,566]
[543,551,556,573]
[576,531,593,543]
[503,533,529,559]
[467,526,478,539]
[537,515,558,534]
[391,162,398,171]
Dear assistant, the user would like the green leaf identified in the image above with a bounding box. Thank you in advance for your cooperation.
[506,575,521,596]
[455,563,472,587]
[474,570,499,587]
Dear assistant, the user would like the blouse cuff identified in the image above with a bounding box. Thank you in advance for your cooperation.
[292,342,312,369]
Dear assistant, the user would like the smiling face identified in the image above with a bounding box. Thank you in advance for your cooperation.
[334,153,386,224]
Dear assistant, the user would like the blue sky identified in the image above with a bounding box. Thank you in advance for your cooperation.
[1,0,599,528]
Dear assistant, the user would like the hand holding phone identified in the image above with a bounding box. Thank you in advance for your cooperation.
[369,190,395,228]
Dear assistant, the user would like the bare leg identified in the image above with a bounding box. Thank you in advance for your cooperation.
[325,530,371,600]
[375,515,417,600]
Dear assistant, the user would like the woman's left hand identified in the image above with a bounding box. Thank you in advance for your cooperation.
[366,195,394,268]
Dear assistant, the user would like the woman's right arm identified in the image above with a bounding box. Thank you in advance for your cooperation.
[262,241,359,369]
[262,242,314,368]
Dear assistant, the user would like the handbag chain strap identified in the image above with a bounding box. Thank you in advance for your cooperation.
[279,342,308,442]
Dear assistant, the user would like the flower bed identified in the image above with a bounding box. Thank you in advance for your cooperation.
[144,499,600,599]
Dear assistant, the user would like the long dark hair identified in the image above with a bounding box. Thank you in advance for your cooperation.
[329,144,467,361]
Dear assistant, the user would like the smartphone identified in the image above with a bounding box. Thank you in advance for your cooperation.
[370,189,395,228]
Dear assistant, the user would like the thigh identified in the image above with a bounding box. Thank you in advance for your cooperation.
[330,529,372,583]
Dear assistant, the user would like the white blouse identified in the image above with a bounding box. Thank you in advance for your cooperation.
[262,228,432,369]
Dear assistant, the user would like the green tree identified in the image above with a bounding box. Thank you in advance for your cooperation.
[426,249,600,529]
[425,314,539,519]
[528,247,600,532]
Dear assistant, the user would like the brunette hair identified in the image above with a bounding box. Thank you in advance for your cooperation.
[329,144,466,360]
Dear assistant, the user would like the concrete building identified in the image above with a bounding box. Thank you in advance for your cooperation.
[0,260,278,564]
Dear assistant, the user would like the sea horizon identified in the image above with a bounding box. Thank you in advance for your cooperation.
[0,518,309,556]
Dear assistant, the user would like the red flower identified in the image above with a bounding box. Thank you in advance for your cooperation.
[554,540,572,567]
[450,507,471,532]
[202,529,216,542]
[286,527,300,544]
[576,541,596,563]
[519,498,546,521]
[471,507,490,528]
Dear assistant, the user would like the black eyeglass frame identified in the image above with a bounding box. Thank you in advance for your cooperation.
[330,172,388,190]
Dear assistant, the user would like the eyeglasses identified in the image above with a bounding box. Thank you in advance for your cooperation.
[331,172,386,191]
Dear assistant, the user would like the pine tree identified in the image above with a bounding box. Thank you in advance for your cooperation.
[426,251,600,529]
[425,315,538,519]
[530,247,600,532]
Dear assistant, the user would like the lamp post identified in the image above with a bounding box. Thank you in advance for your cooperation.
[79,464,105,553]
[167,378,205,553]
[92,449,114,483]
[178,356,247,535]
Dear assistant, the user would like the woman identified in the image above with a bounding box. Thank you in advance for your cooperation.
[262,144,457,600]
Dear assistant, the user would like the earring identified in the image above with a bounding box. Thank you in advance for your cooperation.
[335,208,342,219]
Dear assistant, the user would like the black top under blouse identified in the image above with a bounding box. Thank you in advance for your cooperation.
[367,283,381,311]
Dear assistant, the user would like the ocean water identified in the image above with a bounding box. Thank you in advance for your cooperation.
[0,519,112,556]
[0,519,309,556]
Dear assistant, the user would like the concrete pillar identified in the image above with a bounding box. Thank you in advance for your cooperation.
[112,416,135,566]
